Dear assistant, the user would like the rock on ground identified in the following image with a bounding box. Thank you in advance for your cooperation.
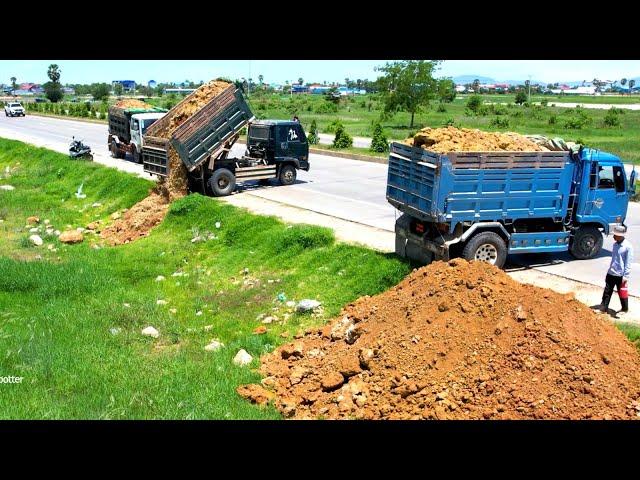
[141,326,160,338]
[59,230,84,244]
[233,349,253,366]
[29,235,43,246]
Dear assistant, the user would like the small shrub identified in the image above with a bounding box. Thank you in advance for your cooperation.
[324,119,343,134]
[332,123,353,149]
[280,225,334,250]
[490,116,510,128]
[466,95,483,114]
[437,103,447,113]
[604,108,621,127]
[548,115,557,125]
[515,91,527,105]
[308,119,319,145]
[540,98,548,106]
[314,102,338,114]
[370,122,389,153]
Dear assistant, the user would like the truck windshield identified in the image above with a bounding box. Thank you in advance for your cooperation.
[250,126,270,140]
[142,118,158,134]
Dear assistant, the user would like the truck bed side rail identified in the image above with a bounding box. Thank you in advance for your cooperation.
[448,151,568,169]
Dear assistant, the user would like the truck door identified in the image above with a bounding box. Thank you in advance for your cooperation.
[130,117,141,148]
[584,161,627,226]
[277,124,306,160]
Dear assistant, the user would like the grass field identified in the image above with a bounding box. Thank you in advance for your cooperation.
[0,138,410,419]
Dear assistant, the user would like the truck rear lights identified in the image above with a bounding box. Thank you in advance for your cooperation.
[415,223,425,234]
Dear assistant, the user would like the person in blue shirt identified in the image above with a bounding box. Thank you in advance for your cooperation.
[594,225,634,316]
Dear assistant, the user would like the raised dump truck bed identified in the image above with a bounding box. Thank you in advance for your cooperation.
[142,85,254,177]
[386,142,574,225]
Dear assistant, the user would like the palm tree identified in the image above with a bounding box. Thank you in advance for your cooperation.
[10,76,17,95]
[258,74,264,85]
[630,79,636,93]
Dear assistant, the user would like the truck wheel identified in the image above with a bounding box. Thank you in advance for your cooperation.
[569,226,603,260]
[462,231,507,269]
[279,164,297,186]
[208,168,236,197]
[110,141,119,158]
[133,150,142,164]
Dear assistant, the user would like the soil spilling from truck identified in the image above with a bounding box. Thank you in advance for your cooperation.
[100,191,169,246]
[101,80,232,246]
[404,126,545,153]
[240,259,640,419]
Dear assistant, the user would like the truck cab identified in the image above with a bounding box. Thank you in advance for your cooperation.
[129,112,165,162]
[246,120,310,171]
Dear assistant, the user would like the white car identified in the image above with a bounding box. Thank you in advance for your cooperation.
[4,102,26,117]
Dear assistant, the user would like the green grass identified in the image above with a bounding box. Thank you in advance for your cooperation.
[616,322,640,346]
[0,138,411,419]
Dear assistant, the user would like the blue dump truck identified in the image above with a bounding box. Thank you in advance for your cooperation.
[387,142,636,268]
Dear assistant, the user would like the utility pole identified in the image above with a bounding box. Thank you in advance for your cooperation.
[528,75,531,103]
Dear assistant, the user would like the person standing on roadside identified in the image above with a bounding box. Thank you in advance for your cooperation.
[594,225,634,316]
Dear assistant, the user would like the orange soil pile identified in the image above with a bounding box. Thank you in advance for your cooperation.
[146,79,232,202]
[113,99,154,110]
[240,259,640,420]
[405,126,545,153]
[100,191,169,246]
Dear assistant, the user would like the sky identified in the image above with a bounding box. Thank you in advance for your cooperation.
[1,60,639,86]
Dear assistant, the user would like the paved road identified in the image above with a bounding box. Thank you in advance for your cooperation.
[489,101,640,111]
[2,113,639,295]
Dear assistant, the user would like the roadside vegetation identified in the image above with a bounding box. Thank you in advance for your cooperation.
[0,138,410,419]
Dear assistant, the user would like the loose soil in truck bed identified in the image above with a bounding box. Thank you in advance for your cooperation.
[100,191,169,246]
[240,259,640,420]
[404,126,545,153]
[149,80,232,202]
[113,99,155,110]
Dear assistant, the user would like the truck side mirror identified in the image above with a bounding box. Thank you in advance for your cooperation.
[630,170,636,193]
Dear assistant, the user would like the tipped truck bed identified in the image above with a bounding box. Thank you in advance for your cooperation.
[142,85,254,177]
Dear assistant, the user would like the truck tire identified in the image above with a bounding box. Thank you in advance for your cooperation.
[208,168,236,197]
[462,231,508,269]
[133,150,142,164]
[569,226,603,260]
[110,141,119,158]
[279,164,297,186]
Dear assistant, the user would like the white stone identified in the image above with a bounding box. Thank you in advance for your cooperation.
[233,349,253,366]
[29,227,39,233]
[204,340,224,352]
[29,235,43,246]
[92,203,102,208]
[286,301,296,308]
[171,271,184,277]
[169,308,177,314]
[110,327,122,336]
[196,311,203,316]
[0,185,15,191]
[141,326,160,338]
[296,299,322,312]
[156,300,168,305]
[203,325,213,331]
[155,275,165,282]
[54,230,61,236]
[123,303,130,307]
[262,316,275,324]
[215,222,221,229]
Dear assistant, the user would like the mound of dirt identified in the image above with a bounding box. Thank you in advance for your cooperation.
[240,259,640,420]
[113,99,155,110]
[147,79,232,201]
[100,191,170,246]
[404,126,545,153]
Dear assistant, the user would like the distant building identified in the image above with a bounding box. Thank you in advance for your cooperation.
[148,80,157,88]
[112,80,136,92]
[63,87,75,95]
[291,84,309,94]
[164,88,196,95]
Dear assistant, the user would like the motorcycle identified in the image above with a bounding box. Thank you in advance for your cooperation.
[69,136,93,161]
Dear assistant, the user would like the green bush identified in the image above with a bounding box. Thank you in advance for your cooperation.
[563,116,587,129]
[515,91,527,105]
[314,102,338,114]
[324,119,343,134]
[442,117,457,127]
[490,117,510,128]
[332,123,353,149]
[540,98,548,107]
[370,122,389,153]
[604,108,621,127]
[466,95,483,114]
[493,105,507,115]
[308,119,319,145]
[437,103,447,113]
[279,224,334,250]
[548,115,557,125]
